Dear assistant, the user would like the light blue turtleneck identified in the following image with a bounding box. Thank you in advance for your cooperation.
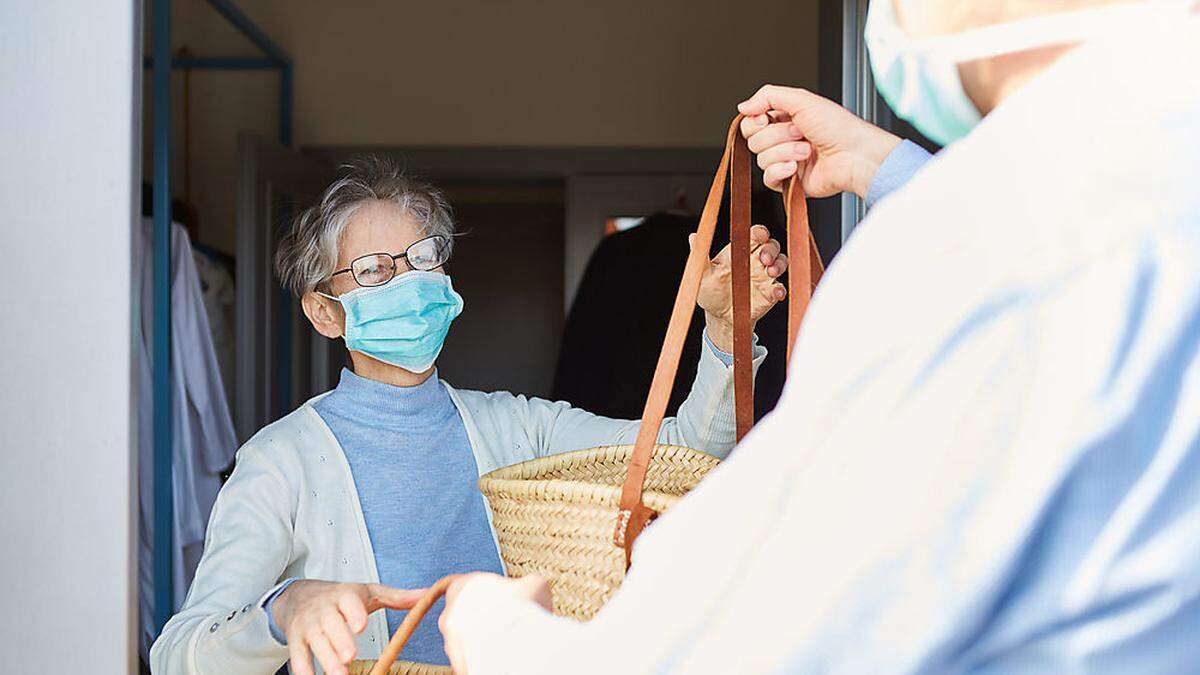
[265,368,503,665]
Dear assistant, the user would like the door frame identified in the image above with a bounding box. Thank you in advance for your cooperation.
[235,133,334,441]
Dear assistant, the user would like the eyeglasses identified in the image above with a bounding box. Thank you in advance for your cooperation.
[330,235,451,288]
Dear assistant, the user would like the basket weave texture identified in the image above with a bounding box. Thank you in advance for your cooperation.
[348,659,450,675]
[478,444,720,621]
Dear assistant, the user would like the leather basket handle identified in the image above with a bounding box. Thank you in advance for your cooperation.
[366,574,463,675]
[613,115,824,566]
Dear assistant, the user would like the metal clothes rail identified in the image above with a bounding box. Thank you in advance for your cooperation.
[146,0,292,636]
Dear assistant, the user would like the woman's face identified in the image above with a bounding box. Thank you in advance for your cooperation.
[325,199,446,298]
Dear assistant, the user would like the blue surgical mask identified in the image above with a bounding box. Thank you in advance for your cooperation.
[865,0,1190,147]
[319,271,464,373]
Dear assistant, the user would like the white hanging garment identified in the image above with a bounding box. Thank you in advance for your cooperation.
[135,218,239,657]
[193,248,236,410]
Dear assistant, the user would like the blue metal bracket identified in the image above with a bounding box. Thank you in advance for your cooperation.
[143,0,292,147]
[204,0,290,62]
[151,0,175,637]
[143,56,284,69]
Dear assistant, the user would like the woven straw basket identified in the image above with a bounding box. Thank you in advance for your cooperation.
[478,444,721,620]
[347,660,449,675]
[353,115,822,674]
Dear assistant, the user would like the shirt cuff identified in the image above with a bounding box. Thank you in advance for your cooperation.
[703,328,758,367]
[260,578,300,645]
[865,139,933,210]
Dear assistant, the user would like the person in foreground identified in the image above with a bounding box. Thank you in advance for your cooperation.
[438,1,1200,672]
[149,157,791,674]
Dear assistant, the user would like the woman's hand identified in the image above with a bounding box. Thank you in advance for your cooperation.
[440,573,552,674]
[272,579,425,675]
[695,224,788,353]
[737,85,902,198]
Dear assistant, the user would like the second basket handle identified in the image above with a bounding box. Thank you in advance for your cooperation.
[366,574,463,675]
[613,115,824,567]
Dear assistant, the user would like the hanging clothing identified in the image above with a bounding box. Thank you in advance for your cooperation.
[553,212,705,419]
[192,247,236,411]
[135,218,239,658]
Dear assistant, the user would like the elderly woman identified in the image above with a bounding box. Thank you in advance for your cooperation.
[150,156,789,675]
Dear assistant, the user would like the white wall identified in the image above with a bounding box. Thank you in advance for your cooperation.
[0,2,138,671]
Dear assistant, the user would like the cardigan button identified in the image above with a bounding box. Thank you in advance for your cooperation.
[242,604,252,614]
[226,610,237,621]
[209,622,220,633]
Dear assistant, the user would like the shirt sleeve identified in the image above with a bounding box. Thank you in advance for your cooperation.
[149,445,294,674]
[865,139,933,210]
[702,329,753,367]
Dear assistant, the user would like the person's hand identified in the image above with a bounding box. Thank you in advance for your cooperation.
[440,573,552,674]
[737,85,903,198]
[272,579,425,675]
[695,224,788,353]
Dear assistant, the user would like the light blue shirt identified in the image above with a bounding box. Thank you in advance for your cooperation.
[866,139,932,211]
[310,369,504,665]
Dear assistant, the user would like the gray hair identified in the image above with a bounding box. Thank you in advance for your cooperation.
[275,155,455,297]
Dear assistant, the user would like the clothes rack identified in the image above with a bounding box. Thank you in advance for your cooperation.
[145,0,292,638]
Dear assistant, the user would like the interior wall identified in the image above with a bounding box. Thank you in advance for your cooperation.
[144,0,820,254]
[0,1,138,671]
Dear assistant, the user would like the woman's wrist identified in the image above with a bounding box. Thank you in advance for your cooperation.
[704,313,735,354]
[850,125,904,200]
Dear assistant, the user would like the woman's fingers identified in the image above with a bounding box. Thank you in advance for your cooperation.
[336,589,369,634]
[306,628,347,675]
[746,121,804,154]
[287,638,315,675]
[321,610,358,663]
[758,241,782,269]
[767,253,789,279]
[738,84,818,119]
[739,113,770,139]
[367,584,427,612]
[763,161,799,192]
[740,111,794,140]
[756,141,811,172]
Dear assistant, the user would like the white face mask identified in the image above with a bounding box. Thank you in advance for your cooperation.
[866,0,1194,147]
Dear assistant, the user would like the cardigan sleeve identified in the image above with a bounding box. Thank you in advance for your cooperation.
[149,442,294,674]
[511,330,766,460]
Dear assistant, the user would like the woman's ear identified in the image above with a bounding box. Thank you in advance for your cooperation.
[302,291,345,339]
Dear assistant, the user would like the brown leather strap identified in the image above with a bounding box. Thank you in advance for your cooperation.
[367,574,463,675]
[730,118,754,442]
[784,178,824,366]
[613,118,740,566]
[614,115,825,568]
